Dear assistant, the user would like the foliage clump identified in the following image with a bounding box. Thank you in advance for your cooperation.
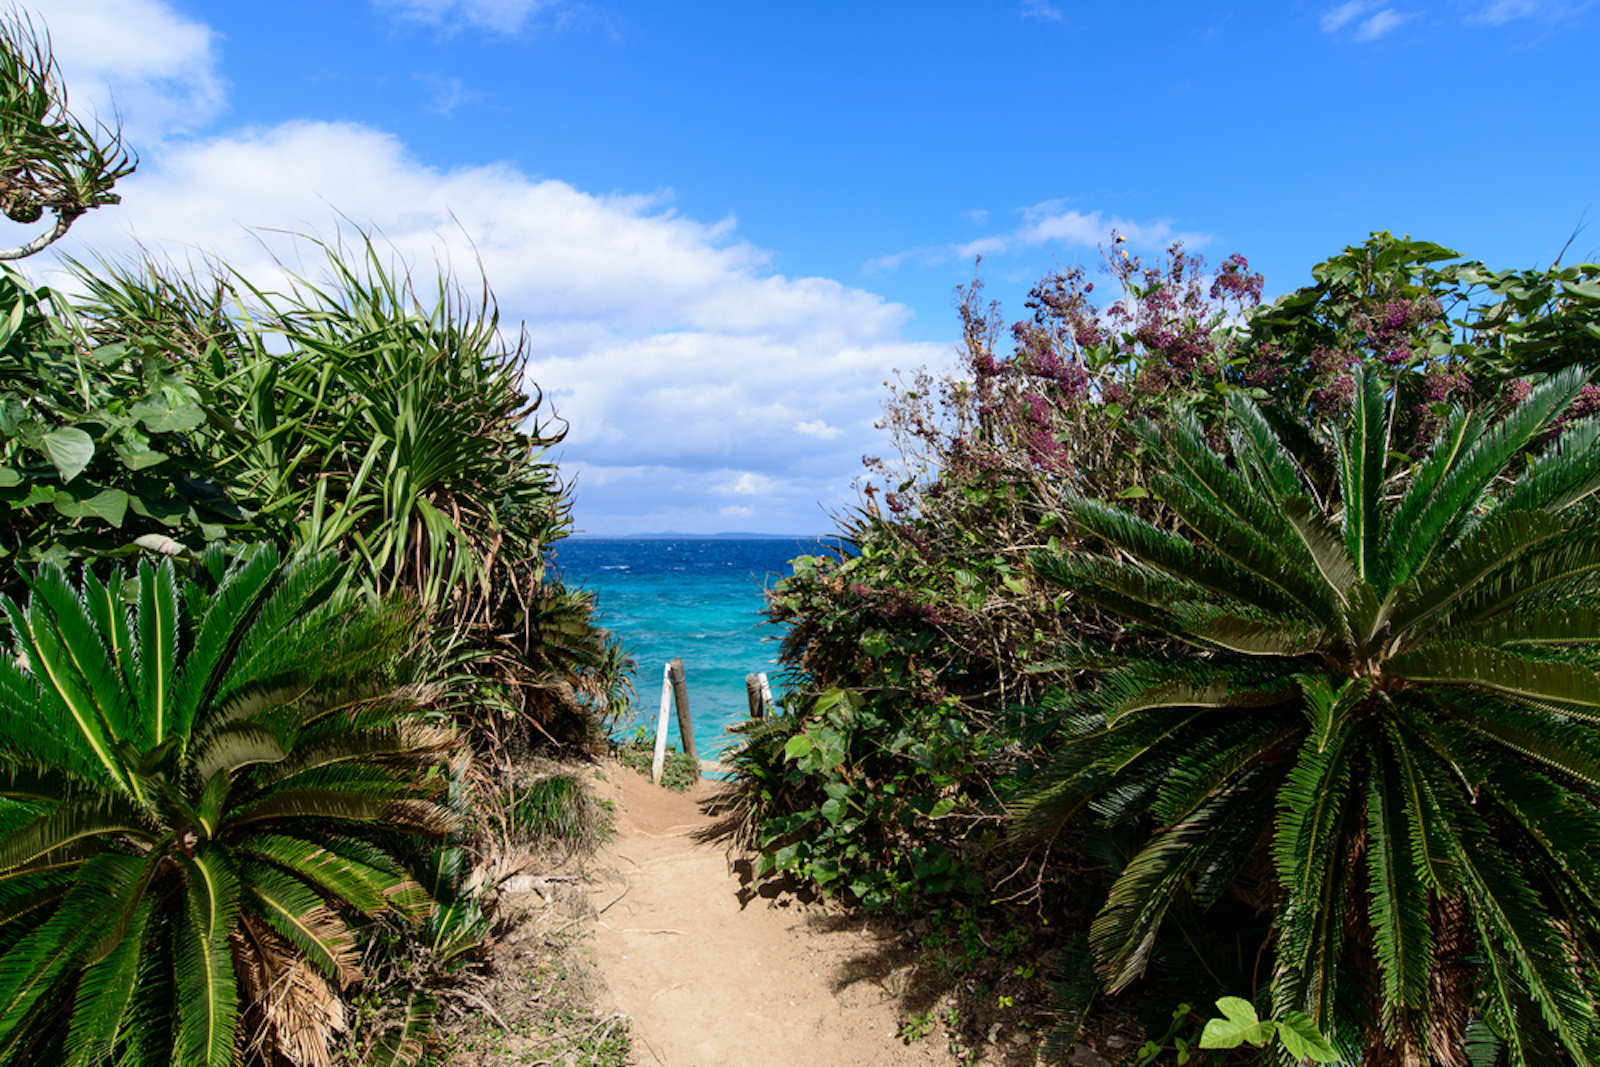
[740,231,1600,1065]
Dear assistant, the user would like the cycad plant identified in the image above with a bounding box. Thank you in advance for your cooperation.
[1027,366,1600,1065]
[0,547,457,1066]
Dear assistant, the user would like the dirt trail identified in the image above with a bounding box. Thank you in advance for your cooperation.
[588,762,955,1067]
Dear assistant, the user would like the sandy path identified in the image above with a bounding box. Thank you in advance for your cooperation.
[589,763,952,1067]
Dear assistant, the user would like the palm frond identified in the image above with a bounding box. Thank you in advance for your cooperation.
[175,849,242,1067]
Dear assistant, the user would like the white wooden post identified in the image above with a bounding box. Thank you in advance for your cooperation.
[758,672,774,716]
[651,661,672,785]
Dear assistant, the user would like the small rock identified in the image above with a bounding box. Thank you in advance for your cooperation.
[1068,1044,1113,1067]
[1010,1031,1031,1047]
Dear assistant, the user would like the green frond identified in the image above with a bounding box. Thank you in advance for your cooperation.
[1391,511,1570,641]
[0,853,142,1057]
[0,799,149,873]
[173,544,282,741]
[1167,603,1325,656]
[135,560,179,748]
[1066,496,1304,615]
[1439,698,1600,790]
[1333,366,1389,580]
[62,893,153,1067]
[1380,406,1481,578]
[1436,530,1600,629]
[1388,364,1590,588]
[22,565,135,747]
[4,595,130,795]
[190,722,286,785]
[1364,750,1433,1026]
[1273,715,1359,898]
[1151,713,1300,825]
[1091,662,1298,724]
[1387,641,1600,710]
[1282,495,1358,607]
[1226,391,1308,503]
[1444,607,1600,650]
[227,787,387,828]
[1495,415,1600,517]
[361,990,434,1067]
[234,832,396,914]
[241,860,361,985]
[175,850,241,1067]
[0,657,105,786]
[1148,413,1305,558]
[1090,781,1261,992]
[1421,765,1600,1062]
[1149,470,1337,626]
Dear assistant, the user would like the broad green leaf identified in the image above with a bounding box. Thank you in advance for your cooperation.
[40,428,94,483]
[0,468,17,488]
[129,395,204,433]
[1199,997,1271,1048]
[783,734,814,761]
[52,487,131,527]
[1276,1011,1342,1063]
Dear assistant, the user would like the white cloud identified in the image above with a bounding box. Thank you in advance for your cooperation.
[1320,1,1416,37]
[794,420,842,440]
[719,505,757,518]
[1020,0,1064,21]
[27,0,225,141]
[718,473,779,496]
[1320,0,1371,31]
[875,200,1209,272]
[374,0,586,34]
[1465,0,1588,22]
[46,119,944,534]
[1355,8,1414,37]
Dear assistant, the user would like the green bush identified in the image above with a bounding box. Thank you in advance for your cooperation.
[0,547,455,1065]
[618,741,700,793]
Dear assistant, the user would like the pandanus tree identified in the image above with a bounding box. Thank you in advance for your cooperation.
[1027,366,1600,1065]
[0,547,457,1066]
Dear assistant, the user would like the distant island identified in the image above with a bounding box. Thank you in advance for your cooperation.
[568,531,834,541]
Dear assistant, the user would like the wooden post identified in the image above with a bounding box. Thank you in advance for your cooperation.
[746,673,764,718]
[669,658,698,766]
[651,661,671,785]
[758,672,774,716]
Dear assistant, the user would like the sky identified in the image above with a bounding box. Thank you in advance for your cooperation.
[11,0,1600,535]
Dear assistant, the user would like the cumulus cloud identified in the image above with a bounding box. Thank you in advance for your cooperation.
[28,0,225,141]
[46,120,942,534]
[794,420,842,440]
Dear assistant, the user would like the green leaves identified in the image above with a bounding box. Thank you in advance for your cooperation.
[1198,998,1341,1063]
[38,428,93,483]
[0,552,456,1066]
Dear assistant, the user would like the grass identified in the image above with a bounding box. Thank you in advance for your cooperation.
[617,741,701,793]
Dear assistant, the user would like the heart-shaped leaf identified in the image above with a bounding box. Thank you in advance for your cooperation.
[53,487,130,527]
[41,427,94,482]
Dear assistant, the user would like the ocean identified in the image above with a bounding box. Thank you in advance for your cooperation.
[550,537,836,759]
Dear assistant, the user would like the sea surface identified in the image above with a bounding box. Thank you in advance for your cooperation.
[550,537,836,759]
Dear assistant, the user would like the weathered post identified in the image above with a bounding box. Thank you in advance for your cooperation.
[746,673,764,718]
[668,658,698,766]
[758,672,774,716]
[651,661,671,785]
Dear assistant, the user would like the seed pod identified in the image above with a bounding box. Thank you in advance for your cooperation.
[3,199,42,224]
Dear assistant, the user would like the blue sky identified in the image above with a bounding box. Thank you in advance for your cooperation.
[15,0,1599,534]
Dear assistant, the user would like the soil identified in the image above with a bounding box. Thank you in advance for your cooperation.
[585,761,1024,1067]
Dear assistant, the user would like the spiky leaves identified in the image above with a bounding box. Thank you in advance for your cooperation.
[0,550,456,1065]
[1030,366,1600,1065]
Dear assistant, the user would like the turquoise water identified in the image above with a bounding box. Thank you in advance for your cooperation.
[552,538,832,759]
